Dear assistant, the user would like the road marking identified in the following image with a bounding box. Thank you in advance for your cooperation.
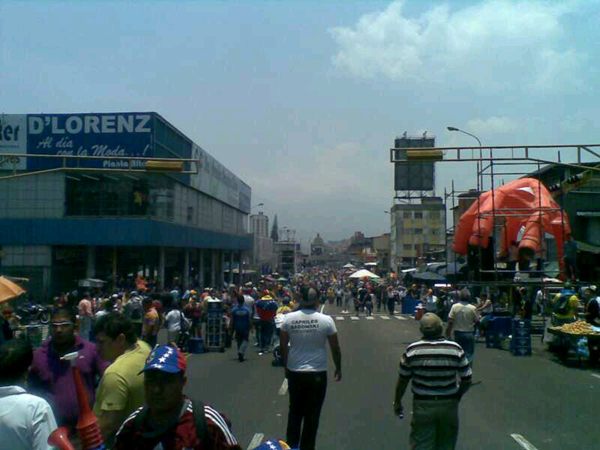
[351,316,359,320]
[366,316,375,320]
[380,316,390,320]
[510,434,539,450]
[395,316,407,320]
[247,433,265,450]
[278,378,288,395]
[336,316,345,321]
[592,373,600,380]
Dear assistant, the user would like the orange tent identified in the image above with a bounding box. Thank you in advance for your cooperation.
[452,178,571,273]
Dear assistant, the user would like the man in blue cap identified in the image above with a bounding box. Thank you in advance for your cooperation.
[113,344,241,450]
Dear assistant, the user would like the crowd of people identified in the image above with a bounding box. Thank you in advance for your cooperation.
[1,264,599,450]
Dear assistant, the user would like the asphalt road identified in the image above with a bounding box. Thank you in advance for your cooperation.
[183,305,599,450]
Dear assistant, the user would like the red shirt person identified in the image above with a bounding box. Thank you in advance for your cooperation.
[113,344,241,450]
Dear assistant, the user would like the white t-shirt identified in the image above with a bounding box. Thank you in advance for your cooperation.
[244,295,257,319]
[425,295,438,312]
[165,309,186,332]
[448,302,479,332]
[0,386,58,450]
[281,309,337,372]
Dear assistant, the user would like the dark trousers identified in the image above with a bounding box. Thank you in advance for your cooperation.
[235,330,249,357]
[287,371,327,450]
[387,299,395,315]
[259,320,274,351]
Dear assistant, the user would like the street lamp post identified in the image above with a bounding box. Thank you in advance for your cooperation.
[446,126,482,148]
[447,125,487,282]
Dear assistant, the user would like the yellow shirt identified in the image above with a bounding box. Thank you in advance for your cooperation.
[94,340,151,416]
[552,294,580,320]
[142,308,159,337]
[277,305,292,315]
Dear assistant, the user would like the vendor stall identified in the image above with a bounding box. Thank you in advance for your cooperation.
[547,321,600,365]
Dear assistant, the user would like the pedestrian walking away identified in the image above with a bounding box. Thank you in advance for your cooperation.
[141,297,160,348]
[446,288,479,365]
[231,291,252,362]
[394,313,472,450]
[78,294,94,340]
[165,302,190,346]
[280,286,342,450]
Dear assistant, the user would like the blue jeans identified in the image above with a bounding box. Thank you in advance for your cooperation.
[454,331,475,364]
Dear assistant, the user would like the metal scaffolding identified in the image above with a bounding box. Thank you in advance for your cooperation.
[393,143,600,294]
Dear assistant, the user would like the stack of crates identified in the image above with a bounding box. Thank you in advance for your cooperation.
[510,319,532,356]
[205,300,225,352]
[485,317,512,349]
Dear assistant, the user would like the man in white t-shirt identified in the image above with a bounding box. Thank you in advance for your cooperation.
[0,339,58,450]
[446,288,479,365]
[280,286,342,450]
[164,305,189,344]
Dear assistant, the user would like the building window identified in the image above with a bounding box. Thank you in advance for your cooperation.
[403,244,412,250]
[429,211,441,219]
[187,206,194,223]
[414,212,423,219]
[414,228,423,235]
[403,212,411,219]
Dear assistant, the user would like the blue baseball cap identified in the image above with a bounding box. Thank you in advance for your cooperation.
[140,345,187,374]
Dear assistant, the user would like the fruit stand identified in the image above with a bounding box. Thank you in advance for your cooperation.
[547,321,600,364]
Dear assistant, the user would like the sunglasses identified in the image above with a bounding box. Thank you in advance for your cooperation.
[51,321,74,327]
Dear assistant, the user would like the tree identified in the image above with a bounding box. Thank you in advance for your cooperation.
[271,214,279,242]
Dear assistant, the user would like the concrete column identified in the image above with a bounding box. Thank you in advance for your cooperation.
[228,251,234,285]
[237,251,243,285]
[112,247,118,290]
[86,246,96,279]
[43,267,52,300]
[198,249,205,289]
[218,251,225,287]
[158,247,166,290]
[183,249,190,289]
[210,250,217,288]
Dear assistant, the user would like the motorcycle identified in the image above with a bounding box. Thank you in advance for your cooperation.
[16,302,50,324]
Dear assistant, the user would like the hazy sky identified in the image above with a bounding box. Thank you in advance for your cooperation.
[2,0,600,247]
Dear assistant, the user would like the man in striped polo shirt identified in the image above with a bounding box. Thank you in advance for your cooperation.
[393,313,472,450]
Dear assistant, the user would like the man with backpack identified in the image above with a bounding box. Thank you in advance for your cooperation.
[551,283,580,326]
[165,302,190,346]
[124,294,144,338]
[113,344,241,450]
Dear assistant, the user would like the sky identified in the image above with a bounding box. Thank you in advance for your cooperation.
[2,0,600,247]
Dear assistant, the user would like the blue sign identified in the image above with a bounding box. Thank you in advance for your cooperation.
[26,113,153,170]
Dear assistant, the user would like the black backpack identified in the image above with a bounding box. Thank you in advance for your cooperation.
[133,399,211,448]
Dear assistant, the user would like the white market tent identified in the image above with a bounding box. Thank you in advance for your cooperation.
[343,263,356,269]
[349,269,380,279]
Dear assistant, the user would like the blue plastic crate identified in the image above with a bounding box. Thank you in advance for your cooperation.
[511,346,532,356]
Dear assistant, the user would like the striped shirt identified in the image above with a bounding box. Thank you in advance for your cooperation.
[399,338,472,398]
